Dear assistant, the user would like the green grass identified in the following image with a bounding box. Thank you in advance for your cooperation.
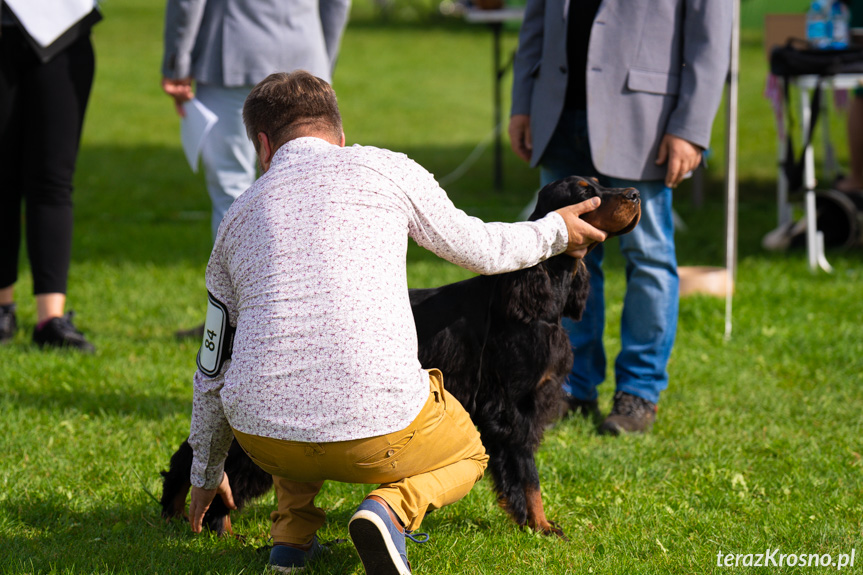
[2,0,862,573]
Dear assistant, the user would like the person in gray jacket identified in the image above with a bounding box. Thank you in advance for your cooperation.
[160,0,350,337]
[161,0,350,239]
[509,0,731,434]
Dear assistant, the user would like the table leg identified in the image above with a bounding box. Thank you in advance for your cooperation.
[799,86,828,272]
[777,78,793,226]
[777,126,792,226]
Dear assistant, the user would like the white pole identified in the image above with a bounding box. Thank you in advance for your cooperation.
[724,0,740,340]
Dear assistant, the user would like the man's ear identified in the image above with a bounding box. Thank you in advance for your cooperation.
[257,132,273,172]
[339,131,346,147]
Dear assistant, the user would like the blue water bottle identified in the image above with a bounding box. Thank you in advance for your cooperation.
[806,0,831,49]
[831,0,851,49]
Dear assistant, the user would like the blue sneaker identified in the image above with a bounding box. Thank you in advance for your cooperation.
[268,536,324,573]
[349,499,428,575]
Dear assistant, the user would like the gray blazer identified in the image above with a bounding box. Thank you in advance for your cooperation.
[162,0,351,86]
[511,0,731,181]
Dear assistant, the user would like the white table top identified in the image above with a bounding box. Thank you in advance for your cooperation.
[464,7,525,24]
[791,72,863,90]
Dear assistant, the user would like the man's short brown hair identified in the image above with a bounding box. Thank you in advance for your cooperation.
[242,71,343,152]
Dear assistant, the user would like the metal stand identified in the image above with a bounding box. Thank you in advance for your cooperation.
[724,0,740,340]
[777,74,863,273]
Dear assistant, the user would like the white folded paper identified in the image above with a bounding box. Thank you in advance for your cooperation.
[181,99,218,173]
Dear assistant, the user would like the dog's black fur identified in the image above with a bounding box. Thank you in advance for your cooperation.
[160,438,273,534]
[160,176,641,538]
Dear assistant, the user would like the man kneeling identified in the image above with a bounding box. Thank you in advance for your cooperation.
[187,70,606,574]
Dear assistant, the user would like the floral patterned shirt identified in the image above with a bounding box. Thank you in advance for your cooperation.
[189,137,568,488]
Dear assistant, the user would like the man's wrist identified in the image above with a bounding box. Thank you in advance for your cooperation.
[192,466,225,490]
[545,211,570,255]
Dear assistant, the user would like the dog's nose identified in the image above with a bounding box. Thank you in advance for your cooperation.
[625,188,640,201]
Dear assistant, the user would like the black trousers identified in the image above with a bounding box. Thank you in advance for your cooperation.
[0,26,94,295]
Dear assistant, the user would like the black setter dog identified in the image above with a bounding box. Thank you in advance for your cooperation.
[160,176,641,539]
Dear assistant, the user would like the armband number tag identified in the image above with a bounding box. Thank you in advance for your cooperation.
[197,293,234,377]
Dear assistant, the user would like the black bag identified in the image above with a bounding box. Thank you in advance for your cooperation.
[770,38,863,77]
[788,190,863,249]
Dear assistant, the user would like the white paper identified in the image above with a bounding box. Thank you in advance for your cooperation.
[181,99,218,174]
[5,0,94,48]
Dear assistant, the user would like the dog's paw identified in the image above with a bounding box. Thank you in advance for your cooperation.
[543,520,569,541]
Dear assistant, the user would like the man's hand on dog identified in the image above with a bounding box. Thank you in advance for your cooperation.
[655,133,702,189]
[189,472,236,533]
[555,198,607,259]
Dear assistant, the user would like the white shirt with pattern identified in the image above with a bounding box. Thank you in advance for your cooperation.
[189,137,569,488]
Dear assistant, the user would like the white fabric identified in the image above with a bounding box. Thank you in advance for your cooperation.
[4,0,95,47]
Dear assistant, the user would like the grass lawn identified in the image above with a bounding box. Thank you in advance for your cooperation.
[1,0,862,573]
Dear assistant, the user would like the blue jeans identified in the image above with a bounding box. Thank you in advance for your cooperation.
[540,110,678,405]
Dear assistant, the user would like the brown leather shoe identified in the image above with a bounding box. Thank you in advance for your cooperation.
[559,394,601,424]
[599,391,657,435]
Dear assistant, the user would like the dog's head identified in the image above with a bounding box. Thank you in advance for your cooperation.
[528,176,641,241]
[513,176,641,322]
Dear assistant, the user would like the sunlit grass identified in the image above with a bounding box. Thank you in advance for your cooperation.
[1,0,862,573]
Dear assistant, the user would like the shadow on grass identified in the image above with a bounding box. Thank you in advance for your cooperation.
[0,495,373,574]
[4,388,190,420]
[1,487,512,575]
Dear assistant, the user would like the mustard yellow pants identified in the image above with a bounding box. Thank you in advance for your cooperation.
[232,369,488,545]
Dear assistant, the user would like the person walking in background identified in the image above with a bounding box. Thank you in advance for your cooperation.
[161,0,351,338]
[0,1,101,352]
[509,0,731,434]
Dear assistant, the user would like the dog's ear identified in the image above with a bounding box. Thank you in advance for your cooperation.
[528,177,589,221]
[563,260,591,320]
[497,266,555,323]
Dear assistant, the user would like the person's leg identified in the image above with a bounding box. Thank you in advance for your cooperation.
[23,33,94,303]
[837,92,863,192]
[269,476,326,546]
[347,369,487,574]
[226,432,328,546]
[0,286,16,344]
[19,34,96,352]
[0,27,27,313]
[265,476,327,572]
[195,84,257,240]
[36,293,66,323]
[233,369,488,537]
[601,178,678,432]
[0,286,14,306]
[355,370,487,532]
[539,109,607,407]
